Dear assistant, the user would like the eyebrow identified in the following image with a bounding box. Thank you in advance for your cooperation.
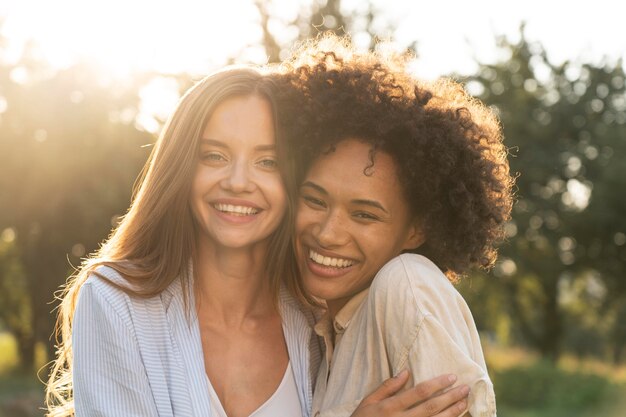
[300,181,389,213]
[200,138,227,148]
[200,138,276,152]
[352,198,388,213]
[301,181,327,195]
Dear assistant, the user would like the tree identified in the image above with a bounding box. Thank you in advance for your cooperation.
[462,27,626,361]
[0,39,156,369]
[254,0,416,62]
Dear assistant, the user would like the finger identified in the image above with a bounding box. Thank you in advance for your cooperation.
[415,399,469,417]
[386,374,459,410]
[359,369,410,406]
[407,384,470,417]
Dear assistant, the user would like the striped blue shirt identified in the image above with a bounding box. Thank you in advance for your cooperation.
[73,266,322,417]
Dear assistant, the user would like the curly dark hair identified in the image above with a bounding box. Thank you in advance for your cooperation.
[274,35,514,280]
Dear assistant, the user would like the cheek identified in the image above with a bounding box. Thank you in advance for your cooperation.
[190,166,207,197]
[360,233,396,263]
[189,175,202,208]
[257,169,286,204]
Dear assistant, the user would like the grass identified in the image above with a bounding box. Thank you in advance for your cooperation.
[0,333,47,417]
[0,373,44,417]
[486,343,626,417]
[498,383,626,417]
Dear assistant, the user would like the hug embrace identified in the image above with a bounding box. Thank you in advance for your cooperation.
[46,35,514,417]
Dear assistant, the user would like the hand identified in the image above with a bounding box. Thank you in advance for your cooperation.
[349,371,469,417]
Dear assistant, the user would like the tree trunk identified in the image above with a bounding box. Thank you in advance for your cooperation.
[505,268,562,362]
[614,344,623,365]
[20,230,70,372]
[611,302,626,365]
[14,329,35,372]
[538,282,562,362]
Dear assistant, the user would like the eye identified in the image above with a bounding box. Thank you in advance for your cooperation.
[353,211,380,221]
[257,157,278,169]
[302,195,326,209]
[200,151,227,163]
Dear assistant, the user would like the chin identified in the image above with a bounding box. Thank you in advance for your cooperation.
[303,280,335,303]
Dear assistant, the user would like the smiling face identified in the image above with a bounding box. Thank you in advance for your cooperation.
[190,94,287,252]
[296,139,424,315]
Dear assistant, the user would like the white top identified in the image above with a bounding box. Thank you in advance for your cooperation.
[72,266,321,417]
[312,254,496,417]
[207,362,303,417]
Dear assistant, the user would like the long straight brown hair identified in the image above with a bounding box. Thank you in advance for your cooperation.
[45,66,307,416]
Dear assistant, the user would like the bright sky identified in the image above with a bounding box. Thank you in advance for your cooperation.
[1,0,624,80]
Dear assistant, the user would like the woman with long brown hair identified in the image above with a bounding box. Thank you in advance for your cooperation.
[45,66,320,417]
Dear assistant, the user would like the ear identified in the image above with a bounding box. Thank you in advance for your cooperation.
[402,219,425,251]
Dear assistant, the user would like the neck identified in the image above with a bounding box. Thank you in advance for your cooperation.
[193,237,276,324]
[326,297,350,321]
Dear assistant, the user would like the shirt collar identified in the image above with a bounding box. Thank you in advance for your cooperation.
[314,288,370,341]
[333,288,369,334]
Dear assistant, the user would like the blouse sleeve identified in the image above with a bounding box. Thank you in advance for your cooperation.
[73,279,159,417]
[371,254,496,417]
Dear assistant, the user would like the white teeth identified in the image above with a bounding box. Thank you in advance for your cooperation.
[213,203,259,216]
[309,249,354,268]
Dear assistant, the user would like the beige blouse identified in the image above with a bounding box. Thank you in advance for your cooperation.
[311,254,497,417]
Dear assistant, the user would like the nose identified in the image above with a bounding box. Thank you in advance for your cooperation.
[313,210,350,248]
[221,159,254,193]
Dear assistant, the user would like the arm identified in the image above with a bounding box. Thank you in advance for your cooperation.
[381,255,496,417]
[349,371,469,417]
[401,319,489,417]
[72,280,159,417]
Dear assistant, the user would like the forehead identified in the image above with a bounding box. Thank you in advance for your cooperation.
[305,139,402,196]
[203,95,275,145]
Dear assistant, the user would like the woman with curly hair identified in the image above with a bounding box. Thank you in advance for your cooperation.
[276,35,514,417]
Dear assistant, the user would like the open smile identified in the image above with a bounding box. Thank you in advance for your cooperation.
[212,203,260,216]
[308,248,355,268]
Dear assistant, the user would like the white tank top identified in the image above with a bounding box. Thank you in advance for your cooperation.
[207,362,303,417]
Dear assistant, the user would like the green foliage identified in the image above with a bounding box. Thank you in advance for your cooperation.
[462,26,626,361]
[0,333,18,374]
[254,0,417,62]
[0,238,34,371]
[0,240,30,344]
[0,372,43,417]
[494,361,612,411]
[0,31,160,367]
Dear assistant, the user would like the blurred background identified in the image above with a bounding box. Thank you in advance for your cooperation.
[0,0,625,416]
